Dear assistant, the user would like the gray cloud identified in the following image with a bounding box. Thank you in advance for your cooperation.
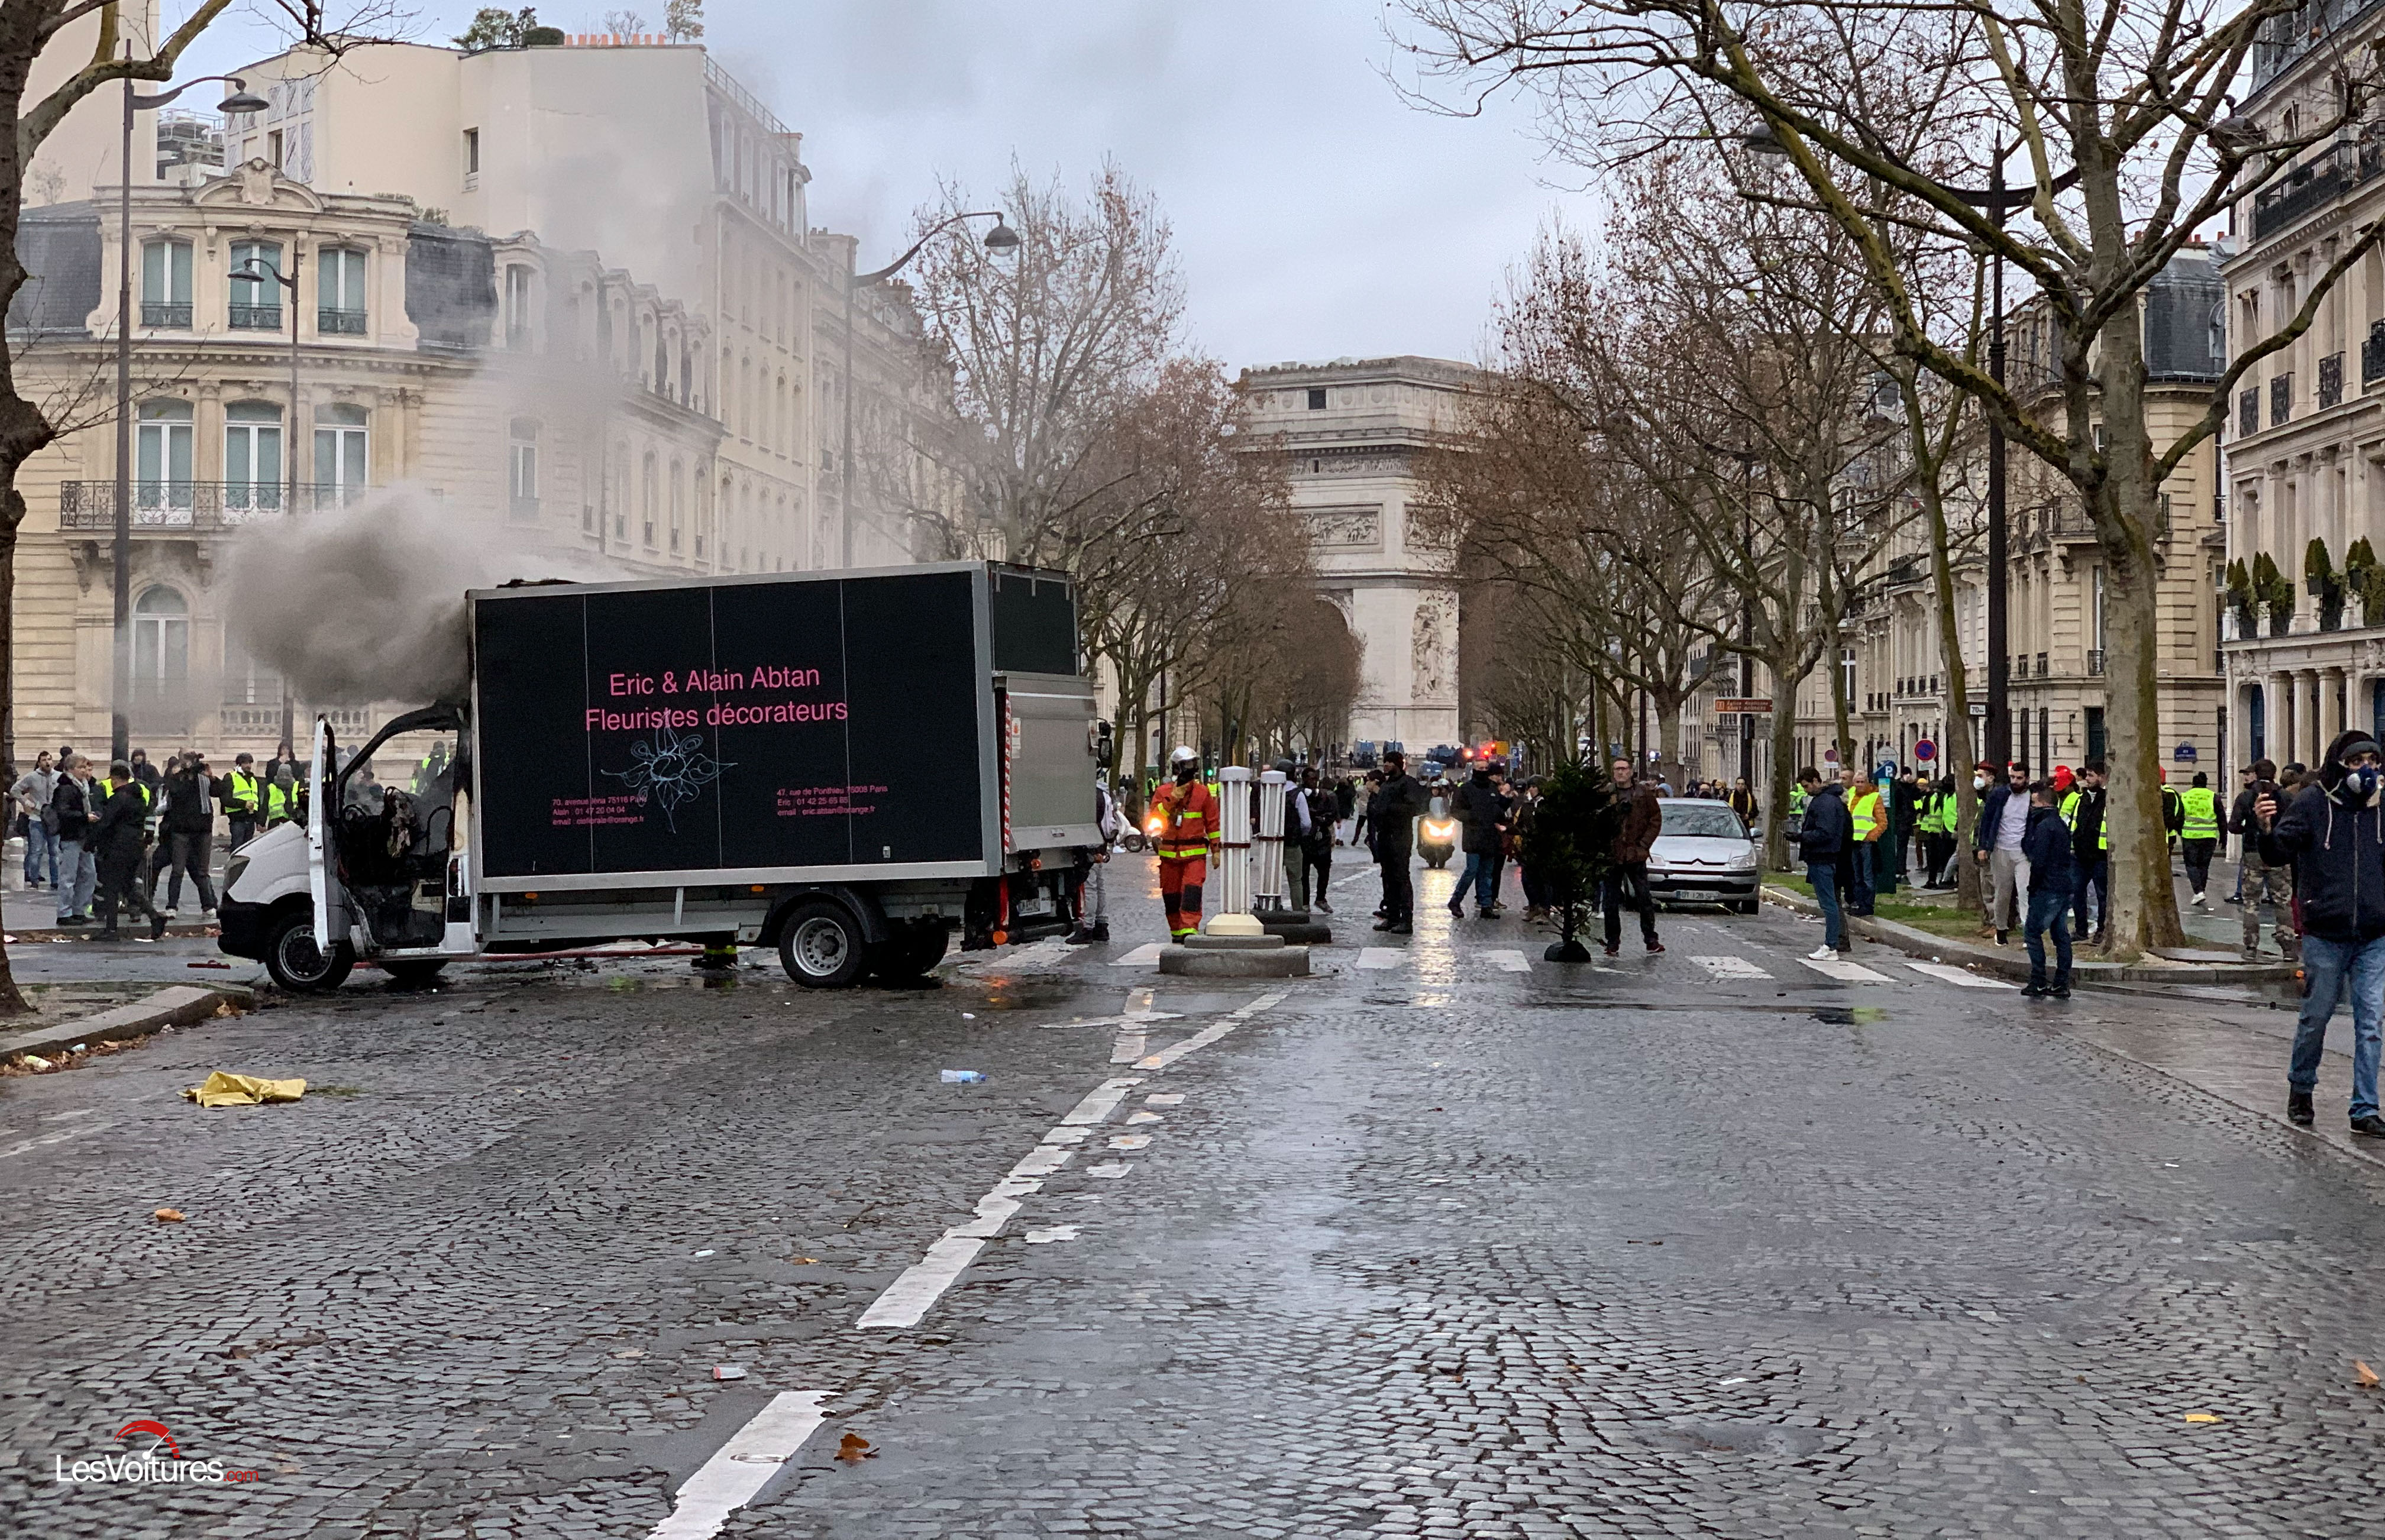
[185,1,1576,368]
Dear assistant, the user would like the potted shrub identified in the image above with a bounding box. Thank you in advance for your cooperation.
[2254,552,2297,637]
[2351,538,2385,627]
[1518,757,1620,963]
[2226,557,2257,638]
[2308,538,2345,632]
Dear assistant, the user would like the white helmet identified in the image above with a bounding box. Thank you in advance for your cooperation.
[1169,746,1199,771]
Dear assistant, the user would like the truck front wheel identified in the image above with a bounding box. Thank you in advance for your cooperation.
[779,900,868,988]
[264,907,354,993]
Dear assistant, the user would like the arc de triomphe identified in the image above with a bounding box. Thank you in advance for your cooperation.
[1236,356,1476,756]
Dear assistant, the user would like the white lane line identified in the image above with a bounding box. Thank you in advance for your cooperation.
[1906,961,2017,989]
[1135,989,1286,1071]
[1356,947,1404,970]
[1061,1076,1145,1125]
[1485,949,1530,972]
[1801,956,1894,983]
[0,1120,112,1162]
[646,1390,830,1540]
[1110,943,1164,968]
[1692,955,1770,980]
[857,1235,988,1328]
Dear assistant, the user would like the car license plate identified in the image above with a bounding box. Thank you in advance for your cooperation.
[1014,895,1054,917]
[1674,889,1715,903]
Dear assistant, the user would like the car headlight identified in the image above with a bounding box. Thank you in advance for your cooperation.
[1725,850,1758,871]
[223,853,248,891]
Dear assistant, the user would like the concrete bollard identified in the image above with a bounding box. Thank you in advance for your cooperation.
[1253,769,1288,911]
[1203,766,1262,937]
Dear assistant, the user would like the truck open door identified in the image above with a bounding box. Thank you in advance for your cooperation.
[308,716,346,954]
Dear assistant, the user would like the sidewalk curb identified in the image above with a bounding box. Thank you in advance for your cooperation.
[0,984,243,1063]
[1759,885,2299,987]
[8,923,217,944]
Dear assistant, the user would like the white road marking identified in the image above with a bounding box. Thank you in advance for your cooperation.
[1801,956,1895,983]
[1087,1162,1133,1178]
[861,997,1280,1331]
[1110,1028,1146,1065]
[1024,1225,1080,1243]
[646,1390,831,1540]
[1135,989,1287,1070]
[1144,1093,1184,1107]
[1124,1110,1162,1125]
[1356,947,1404,969]
[0,1120,112,1162]
[1692,955,1770,980]
[1485,949,1530,972]
[1906,961,2017,989]
[1110,943,1164,968]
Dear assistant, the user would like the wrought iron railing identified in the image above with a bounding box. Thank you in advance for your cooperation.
[140,301,190,328]
[2273,373,2294,426]
[2252,138,2385,240]
[2321,351,2345,408]
[59,480,367,530]
[318,308,367,335]
[2367,322,2385,386]
[2240,388,2260,435]
[228,303,282,331]
[2087,649,2106,676]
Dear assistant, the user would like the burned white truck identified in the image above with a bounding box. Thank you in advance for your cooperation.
[217,561,1105,991]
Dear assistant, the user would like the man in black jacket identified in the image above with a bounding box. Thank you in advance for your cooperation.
[49,753,96,925]
[157,753,218,916]
[1449,761,1512,919]
[2021,781,2076,998]
[1370,751,1430,934]
[90,762,164,940]
[2067,762,2109,946]
[1796,767,1852,957]
[2257,730,2385,1136]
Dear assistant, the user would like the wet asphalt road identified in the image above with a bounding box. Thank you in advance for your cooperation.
[2,859,2383,1538]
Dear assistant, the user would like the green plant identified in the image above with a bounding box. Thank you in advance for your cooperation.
[1519,757,1620,962]
[2253,552,2297,636]
[2350,538,2385,627]
[2225,557,2256,635]
[2308,538,2345,631]
[455,6,539,51]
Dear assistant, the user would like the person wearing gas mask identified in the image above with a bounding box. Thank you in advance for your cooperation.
[2255,730,2385,1137]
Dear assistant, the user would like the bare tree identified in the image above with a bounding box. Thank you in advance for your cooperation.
[1403,0,2379,954]
[0,2,405,1015]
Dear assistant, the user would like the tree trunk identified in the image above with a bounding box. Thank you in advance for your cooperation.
[1918,478,1983,911]
[2086,305,2187,959]
[1654,694,1684,788]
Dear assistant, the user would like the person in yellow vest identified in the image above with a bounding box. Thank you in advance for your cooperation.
[222,752,263,850]
[1840,765,1882,917]
[2179,770,2221,907]
[1918,774,1958,887]
[267,766,303,828]
[2066,762,2111,946]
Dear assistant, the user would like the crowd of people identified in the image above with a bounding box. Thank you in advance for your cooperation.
[7,740,306,940]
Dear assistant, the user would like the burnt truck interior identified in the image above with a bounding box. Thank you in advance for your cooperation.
[324,705,468,951]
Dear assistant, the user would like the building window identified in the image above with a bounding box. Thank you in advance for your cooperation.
[1307,388,1327,410]
[314,403,367,505]
[266,128,285,169]
[135,400,193,511]
[642,451,658,546]
[224,400,284,512]
[132,586,189,698]
[669,460,684,554]
[510,418,539,519]
[229,241,283,330]
[140,240,192,328]
[318,247,367,334]
[464,127,480,187]
[505,266,534,350]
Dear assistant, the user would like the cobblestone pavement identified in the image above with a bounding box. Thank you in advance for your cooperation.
[3,858,2383,1538]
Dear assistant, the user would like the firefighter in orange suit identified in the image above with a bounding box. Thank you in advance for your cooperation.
[1155,746,1217,939]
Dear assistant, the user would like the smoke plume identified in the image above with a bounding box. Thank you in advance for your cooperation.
[224,487,605,707]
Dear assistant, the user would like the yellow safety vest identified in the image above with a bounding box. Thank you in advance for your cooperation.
[2181,786,2219,840]
[267,782,300,821]
[226,769,261,816]
[2058,790,2079,827]
[1850,788,1880,840]
[101,777,153,807]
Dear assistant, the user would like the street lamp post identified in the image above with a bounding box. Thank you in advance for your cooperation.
[839,211,1016,568]
[110,72,266,762]
[232,248,303,750]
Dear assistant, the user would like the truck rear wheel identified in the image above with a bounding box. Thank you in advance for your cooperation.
[779,900,868,988]
[265,908,354,993]
[870,921,949,982]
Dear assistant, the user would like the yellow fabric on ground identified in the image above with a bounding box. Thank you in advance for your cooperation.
[182,1072,307,1107]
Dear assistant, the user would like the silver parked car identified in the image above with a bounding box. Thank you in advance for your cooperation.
[1646,798,1761,913]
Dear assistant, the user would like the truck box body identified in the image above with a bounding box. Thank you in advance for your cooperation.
[470,562,1086,887]
[216,561,1104,991]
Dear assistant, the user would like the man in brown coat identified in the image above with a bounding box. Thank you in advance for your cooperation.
[1604,757,1666,956]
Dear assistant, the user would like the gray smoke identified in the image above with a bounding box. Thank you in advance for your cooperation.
[224,486,605,707]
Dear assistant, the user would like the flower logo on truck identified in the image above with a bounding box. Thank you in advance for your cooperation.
[603,724,734,832]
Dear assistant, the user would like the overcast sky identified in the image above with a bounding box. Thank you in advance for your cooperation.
[177,0,1578,370]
